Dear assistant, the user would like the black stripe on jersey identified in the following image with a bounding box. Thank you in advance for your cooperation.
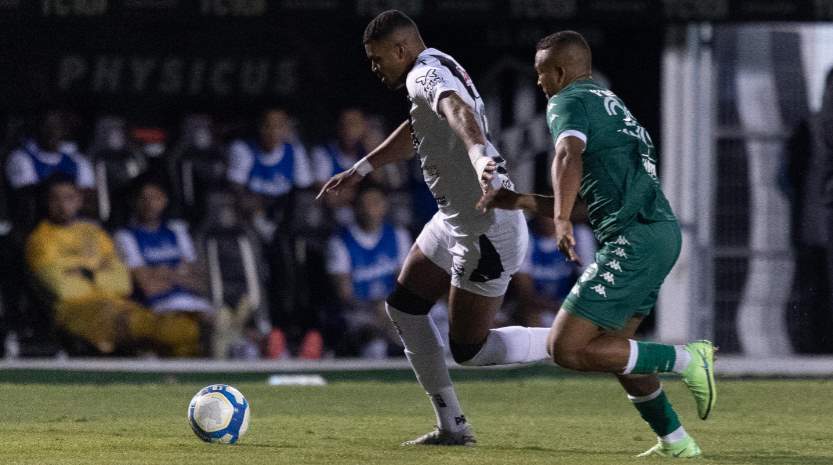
[429,54,493,143]
[429,55,479,103]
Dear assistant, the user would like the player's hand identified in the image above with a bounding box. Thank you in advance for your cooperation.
[477,187,522,213]
[555,218,582,265]
[480,159,497,187]
[315,168,362,199]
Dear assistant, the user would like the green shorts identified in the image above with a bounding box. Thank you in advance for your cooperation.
[562,220,681,330]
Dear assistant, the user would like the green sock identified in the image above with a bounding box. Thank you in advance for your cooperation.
[632,340,676,374]
[631,390,682,437]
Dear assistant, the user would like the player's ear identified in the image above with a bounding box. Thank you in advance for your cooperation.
[394,42,406,60]
[556,66,568,86]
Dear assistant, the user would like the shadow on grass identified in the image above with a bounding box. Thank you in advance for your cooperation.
[707,452,833,465]
[484,444,616,456]
[239,443,301,450]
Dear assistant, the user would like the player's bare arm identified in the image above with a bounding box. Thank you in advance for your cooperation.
[316,120,413,199]
[553,136,585,264]
[436,92,498,190]
[437,91,486,148]
[476,186,555,217]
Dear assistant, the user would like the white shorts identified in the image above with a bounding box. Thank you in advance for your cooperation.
[415,210,528,297]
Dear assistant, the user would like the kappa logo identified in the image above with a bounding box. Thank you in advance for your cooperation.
[613,235,630,246]
[612,247,628,259]
[600,271,615,285]
[452,262,465,278]
[415,69,444,102]
[591,284,607,297]
[606,259,622,272]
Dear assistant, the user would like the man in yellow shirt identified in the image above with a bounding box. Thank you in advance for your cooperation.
[25,174,200,356]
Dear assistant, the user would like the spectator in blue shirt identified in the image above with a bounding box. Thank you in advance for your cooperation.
[326,183,411,358]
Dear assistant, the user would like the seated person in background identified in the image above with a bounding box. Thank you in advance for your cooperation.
[113,174,214,317]
[326,183,411,358]
[311,108,368,227]
[25,174,200,356]
[513,216,581,327]
[5,108,96,229]
[226,107,313,240]
[312,108,368,185]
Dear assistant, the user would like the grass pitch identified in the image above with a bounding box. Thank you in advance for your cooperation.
[2,375,831,465]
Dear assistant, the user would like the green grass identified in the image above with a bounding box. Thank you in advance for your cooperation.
[1,377,831,465]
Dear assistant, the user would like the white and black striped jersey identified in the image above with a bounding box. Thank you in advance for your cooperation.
[405,48,513,237]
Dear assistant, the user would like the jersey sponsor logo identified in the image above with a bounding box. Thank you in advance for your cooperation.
[589,88,655,149]
[415,68,444,103]
[591,284,607,297]
[352,256,399,282]
[141,243,182,263]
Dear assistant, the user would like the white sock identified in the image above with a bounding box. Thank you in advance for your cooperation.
[627,386,663,403]
[672,345,691,374]
[386,304,467,432]
[661,425,688,445]
[622,339,639,375]
[459,326,551,366]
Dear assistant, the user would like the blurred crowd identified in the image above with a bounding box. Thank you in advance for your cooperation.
[0,106,595,359]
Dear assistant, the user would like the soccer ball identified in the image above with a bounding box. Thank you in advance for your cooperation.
[188,384,250,444]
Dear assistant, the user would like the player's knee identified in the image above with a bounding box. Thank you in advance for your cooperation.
[551,342,586,371]
[449,338,485,365]
[385,284,434,317]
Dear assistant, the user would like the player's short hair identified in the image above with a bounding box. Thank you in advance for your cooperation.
[536,30,591,54]
[363,9,418,44]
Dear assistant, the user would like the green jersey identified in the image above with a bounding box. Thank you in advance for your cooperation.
[547,79,676,242]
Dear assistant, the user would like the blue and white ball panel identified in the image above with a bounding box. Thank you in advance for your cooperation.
[188,384,250,444]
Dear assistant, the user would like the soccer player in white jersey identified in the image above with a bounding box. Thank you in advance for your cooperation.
[318,10,552,446]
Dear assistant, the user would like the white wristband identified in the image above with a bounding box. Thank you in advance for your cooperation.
[353,157,374,177]
[469,143,504,191]
[467,143,487,165]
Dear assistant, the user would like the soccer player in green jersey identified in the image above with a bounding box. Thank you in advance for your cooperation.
[478,31,716,458]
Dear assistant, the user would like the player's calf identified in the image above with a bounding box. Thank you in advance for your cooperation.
[451,326,551,366]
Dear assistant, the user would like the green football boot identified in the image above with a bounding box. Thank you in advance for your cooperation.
[681,340,717,420]
[637,436,702,458]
